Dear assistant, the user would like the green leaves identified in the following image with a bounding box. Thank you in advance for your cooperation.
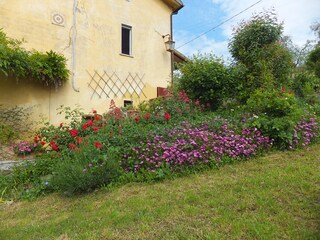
[176,53,231,110]
[227,11,293,102]
[229,11,283,63]
[0,29,69,88]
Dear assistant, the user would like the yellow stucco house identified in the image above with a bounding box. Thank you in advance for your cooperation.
[0,0,184,124]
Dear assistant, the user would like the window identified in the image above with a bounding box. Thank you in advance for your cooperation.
[121,24,132,55]
[124,100,133,107]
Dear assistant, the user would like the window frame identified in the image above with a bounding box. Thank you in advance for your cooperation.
[121,24,132,56]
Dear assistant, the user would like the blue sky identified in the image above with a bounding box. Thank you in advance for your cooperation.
[173,0,320,60]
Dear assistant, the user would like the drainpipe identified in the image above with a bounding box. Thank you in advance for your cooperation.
[170,13,174,85]
[170,3,184,85]
[71,0,79,92]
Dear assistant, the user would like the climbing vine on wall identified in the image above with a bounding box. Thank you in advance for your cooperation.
[0,29,69,88]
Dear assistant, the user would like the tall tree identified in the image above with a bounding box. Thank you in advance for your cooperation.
[228,11,293,101]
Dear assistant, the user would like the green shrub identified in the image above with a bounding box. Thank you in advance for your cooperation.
[228,11,293,102]
[290,71,320,104]
[0,29,69,87]
[176,53,231,110]
[137,90,205,122]
[51,142,122,195]
[30,50,70,88]
[246,88,298,117]
[306,45,320,78]
[245,88,302,148]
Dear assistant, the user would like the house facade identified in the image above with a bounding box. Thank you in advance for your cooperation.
[0,0,183,123]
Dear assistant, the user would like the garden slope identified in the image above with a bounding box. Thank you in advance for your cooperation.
[1,145,319,240]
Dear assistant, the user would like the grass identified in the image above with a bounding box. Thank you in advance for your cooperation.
[1,145,319,240]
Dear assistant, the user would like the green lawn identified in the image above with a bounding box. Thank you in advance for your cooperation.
[1,145,319,240]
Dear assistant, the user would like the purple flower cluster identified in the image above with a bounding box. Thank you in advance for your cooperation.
[123,121,271,173]
[290,116,319,149]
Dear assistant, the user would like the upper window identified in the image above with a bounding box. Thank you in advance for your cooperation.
[121,24,132,55]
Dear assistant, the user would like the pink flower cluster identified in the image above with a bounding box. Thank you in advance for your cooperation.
[12,141,37,155]
[123,121,271,173]
[290,116,319,149]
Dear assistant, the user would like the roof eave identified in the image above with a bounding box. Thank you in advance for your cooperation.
[173,50,188,64]
[162,0,184,13]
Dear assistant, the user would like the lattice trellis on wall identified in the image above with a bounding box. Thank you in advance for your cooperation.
[87,70,147,99]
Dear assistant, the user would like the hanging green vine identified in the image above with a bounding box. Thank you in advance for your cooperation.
[0,29,69,88]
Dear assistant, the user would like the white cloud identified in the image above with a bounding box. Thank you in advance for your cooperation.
[174,30,230,60]
[212,0,320,46]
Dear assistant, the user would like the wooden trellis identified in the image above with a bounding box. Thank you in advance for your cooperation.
[87,70,147,99]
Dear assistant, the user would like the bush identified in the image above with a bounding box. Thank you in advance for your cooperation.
[244,88,315,148]
[228,11,293,102]
[306,45,320,78]
[246,88,298,117]
[51,141,122,195]
[138,90,206,122]
[176,53,231,110]
[290,71,320,104]
[0,29,69,88]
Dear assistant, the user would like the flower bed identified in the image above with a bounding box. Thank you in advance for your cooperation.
[1,91,319,198]
[123,121,271,174]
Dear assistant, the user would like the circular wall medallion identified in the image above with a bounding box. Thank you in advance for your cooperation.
[52,13,65,26]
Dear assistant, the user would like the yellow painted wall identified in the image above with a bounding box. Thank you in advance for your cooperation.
[0,0,173,124]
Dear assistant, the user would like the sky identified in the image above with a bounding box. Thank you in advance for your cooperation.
[173,0,320,61]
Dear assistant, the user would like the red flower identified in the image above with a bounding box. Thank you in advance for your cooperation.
[94,114,102,121]
[54,136,59,140]
[59,123,63,128]
[288,91,294,95]
[82,123,88,130]
[69,143,76,149]
[134,116,139,123]
[41,141,46,146]
[164,112,171,121]
[95,142,103,149]
[94,127,99,132]
[110,131,113,137]
[76,137,83,144]
[92,109,97,114]
[69,129,78,137]
[87,119,93,126]
[281,87,286,92]
[52,145,59,151]
[144,113,150,120]
[34,136,40,143]
[50,141,59,151]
